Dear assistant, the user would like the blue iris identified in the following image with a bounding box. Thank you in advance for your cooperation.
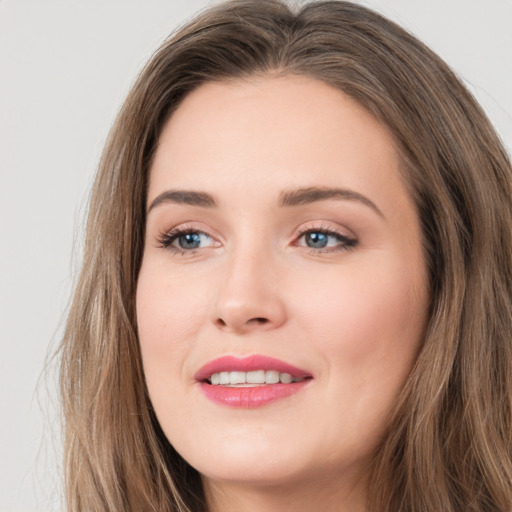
[305,232,328,248]
[178,232,202,249]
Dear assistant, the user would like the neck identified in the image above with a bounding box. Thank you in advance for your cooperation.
[203,470,369,512]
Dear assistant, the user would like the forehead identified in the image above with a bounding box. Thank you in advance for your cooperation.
[149,75,409,216]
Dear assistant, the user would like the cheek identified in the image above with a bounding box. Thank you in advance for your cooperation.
[136,261,211,399]
[137,263,207,351]
[293,256,427,376]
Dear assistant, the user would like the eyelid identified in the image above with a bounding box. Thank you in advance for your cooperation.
[294,221,356,240]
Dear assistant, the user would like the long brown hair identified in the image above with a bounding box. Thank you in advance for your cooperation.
[60,1,512,510]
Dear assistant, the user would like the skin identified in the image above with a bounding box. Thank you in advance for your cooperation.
[136,75,429,512]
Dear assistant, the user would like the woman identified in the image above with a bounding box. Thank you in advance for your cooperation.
[60,1,512,511]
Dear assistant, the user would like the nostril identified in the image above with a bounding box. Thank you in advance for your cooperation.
[251,317,269,325]
[215,318,227,327]
[214,316,269,330]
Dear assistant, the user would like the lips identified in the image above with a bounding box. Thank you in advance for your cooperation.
[195,355,313,408]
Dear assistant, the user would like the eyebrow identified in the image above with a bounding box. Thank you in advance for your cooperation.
[147,186,383,218]
[280,187,384,218]
[148,190,217,212]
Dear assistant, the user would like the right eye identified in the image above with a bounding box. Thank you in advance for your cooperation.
[159,229,216,253]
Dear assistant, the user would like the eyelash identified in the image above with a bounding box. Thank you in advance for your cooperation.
[157,225,358,255]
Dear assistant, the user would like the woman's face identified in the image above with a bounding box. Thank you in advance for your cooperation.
[137,76,429,494]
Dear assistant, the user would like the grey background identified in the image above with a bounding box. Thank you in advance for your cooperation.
[1,1,511,511]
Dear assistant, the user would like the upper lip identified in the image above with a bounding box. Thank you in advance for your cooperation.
[195,355,312,382]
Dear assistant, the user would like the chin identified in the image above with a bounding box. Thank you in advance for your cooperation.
[178,434,313,487]
[199,460,310,489]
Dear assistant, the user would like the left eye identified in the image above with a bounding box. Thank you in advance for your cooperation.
[297,230,355,250]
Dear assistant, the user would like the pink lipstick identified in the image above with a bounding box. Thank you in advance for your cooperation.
[195,355,312,408]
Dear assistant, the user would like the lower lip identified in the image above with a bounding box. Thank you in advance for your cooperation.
[199,380,310,408]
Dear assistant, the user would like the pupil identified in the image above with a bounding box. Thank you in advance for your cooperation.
[306,232,327,248]
[179,233,201,249]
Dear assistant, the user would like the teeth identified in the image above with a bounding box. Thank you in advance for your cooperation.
[230,371,245,384]
[207,370,304,386]
[246,370,265,384]
[280,372,293,384]
[265,370,279,384]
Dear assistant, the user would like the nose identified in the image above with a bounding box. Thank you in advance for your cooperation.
[211,248,287,334]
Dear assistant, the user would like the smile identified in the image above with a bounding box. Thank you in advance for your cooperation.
[196,355,313,407]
